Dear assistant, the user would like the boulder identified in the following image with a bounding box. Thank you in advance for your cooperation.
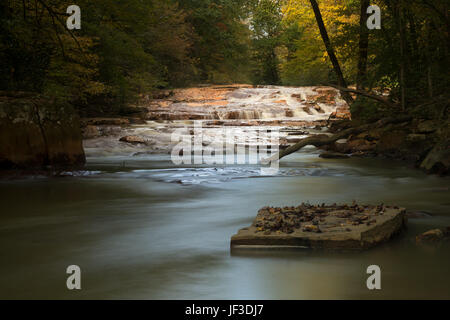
[420,140,450,175]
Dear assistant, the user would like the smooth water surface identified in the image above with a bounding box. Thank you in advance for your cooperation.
[1,150,449,299]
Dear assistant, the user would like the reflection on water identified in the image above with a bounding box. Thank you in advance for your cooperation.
[0,151,449,299]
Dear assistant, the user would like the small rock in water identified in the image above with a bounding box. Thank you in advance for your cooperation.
[119,135,153,145]
[406,211,432,219]
[416,227,450,244]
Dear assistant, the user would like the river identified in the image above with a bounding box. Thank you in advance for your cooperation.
[1,146,449,299]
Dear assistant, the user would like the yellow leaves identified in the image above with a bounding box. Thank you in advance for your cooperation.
[284,0,358,36]
[280,0,360,83]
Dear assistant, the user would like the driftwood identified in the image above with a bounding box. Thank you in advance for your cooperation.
[267,115,412,162]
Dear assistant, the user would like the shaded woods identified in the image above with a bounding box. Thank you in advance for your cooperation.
[1,1,448,115]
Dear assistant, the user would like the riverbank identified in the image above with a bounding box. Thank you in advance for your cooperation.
[323,117,450,176]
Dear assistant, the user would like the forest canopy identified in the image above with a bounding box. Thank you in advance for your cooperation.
[1,0,448,119]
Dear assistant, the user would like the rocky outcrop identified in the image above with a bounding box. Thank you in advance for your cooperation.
[420,140,450,175]
[231,203,406,251]
[325,117,449,175]
[0,93,85,170]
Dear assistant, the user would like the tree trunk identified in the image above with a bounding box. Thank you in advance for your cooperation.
[357,0,370,90]
[309,0,354,105]
[396,1,407,111]
[427,65,433,98]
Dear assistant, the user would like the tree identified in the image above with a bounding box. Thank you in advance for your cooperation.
[179,0,252,83]
[249,0,284,84]
[357,0,370,90]
[309,0,354,105]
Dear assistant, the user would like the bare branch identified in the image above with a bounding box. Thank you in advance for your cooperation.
[325,84,399,109]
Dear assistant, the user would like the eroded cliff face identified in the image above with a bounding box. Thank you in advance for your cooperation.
[0,93,85,170]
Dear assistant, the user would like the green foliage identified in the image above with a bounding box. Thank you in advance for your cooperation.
[0,0,255,112]
[249,0,284,84]
[179,0,252,83]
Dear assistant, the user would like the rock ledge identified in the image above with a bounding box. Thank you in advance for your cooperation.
[231,203,406,251]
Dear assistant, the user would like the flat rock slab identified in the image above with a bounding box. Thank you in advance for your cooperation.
[231,203,407,251]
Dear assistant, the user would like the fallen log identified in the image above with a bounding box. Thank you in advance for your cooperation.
[267,115,412,162]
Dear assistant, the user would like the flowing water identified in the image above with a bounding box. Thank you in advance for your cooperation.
[1,148,449,299]
[146,85,349,122]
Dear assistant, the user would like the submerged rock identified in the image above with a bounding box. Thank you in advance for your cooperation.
[406,211,433,219]
[119,135,153,145]
[416,227,450,244]
[231,203,407,251]
[319,152,350,159]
